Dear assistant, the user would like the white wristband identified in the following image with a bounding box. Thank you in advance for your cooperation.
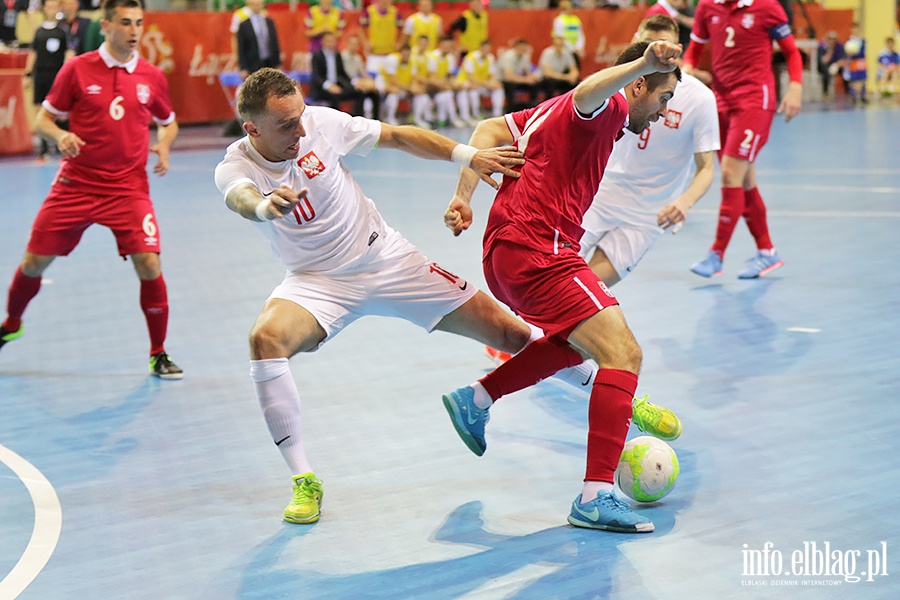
[255,199,270,221]
[450,144,479,169]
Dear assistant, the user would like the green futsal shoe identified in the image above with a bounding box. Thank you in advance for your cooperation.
[632,395,682,442]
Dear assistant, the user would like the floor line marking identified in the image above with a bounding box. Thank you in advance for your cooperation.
[0,444,62,600]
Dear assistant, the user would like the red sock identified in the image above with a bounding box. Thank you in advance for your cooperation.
[710,186,745,257]
[480,337,583,402]
[140,275,169,356]
[743,187,774,251]
[3,267,42,332]
[585,369,638,482]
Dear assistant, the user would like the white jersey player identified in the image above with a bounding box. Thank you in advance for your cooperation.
[213,68,533,526]
[580,15,720,286]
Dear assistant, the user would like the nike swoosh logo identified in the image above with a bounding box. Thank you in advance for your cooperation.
[275,435,291,446]
[459,282,468,291]
[466,409,480,426]
[573,503,600,521]
[581,371,593,386]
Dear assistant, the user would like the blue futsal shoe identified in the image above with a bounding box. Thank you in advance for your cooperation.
[690,250,724,278]
[567,491,655,533]
[442,386,489,456]
[737,250,784,279]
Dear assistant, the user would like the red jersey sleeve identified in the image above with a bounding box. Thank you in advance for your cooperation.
[690,0,710,44]
[149,69,175,124]
[43,59,80,115]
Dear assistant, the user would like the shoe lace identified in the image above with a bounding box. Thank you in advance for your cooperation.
[598,493,632,514]
[294,475,323,501]
[632,396,660,427]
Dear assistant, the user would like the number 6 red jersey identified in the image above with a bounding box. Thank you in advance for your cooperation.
[43,44,175,194]
[690,0,792,112]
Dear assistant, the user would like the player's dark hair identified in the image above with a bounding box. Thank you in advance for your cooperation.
[238,68,300,120]
[639,14,679,37]
[102,0,143,21]
[615,40,681,91]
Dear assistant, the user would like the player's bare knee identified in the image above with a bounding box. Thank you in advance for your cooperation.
[249,322,291,360]
[20,253,53,277]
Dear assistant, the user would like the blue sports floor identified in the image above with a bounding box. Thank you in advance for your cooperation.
[1,105,898,599]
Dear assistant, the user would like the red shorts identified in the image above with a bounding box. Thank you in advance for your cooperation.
[718,106,775,163]
[27,183,161,257]
[483,239,619,343]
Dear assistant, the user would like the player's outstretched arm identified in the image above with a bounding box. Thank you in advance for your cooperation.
[574,40,681,114]
[151,119,179,176]
[444,117,516,237]
[657,150,715,231]
[225,183,308,222]
[378,123,523,190]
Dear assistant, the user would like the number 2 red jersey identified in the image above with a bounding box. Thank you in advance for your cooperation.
[690,0,792,111]
[43,44,175,193]
[483,89,628,259]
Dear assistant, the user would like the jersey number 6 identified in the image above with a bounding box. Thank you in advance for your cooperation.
[109,96,125,121]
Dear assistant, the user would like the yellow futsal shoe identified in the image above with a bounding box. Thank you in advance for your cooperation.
[631,395,682,442]
[284,472,324,524]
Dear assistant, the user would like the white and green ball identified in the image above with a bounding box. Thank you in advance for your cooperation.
[615,436,680,503]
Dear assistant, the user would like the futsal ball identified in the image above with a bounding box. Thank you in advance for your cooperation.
[615,436,680,503]
[843,38,862,57]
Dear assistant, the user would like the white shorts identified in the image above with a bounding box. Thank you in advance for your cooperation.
[579,203,663,279]
[268,234,477,348]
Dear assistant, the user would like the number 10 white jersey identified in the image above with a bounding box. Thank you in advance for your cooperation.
[215,107,397,275]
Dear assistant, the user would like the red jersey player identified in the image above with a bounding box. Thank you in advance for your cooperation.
[442,40,682,533]
[0,0,182,379]
[683,0,803,279]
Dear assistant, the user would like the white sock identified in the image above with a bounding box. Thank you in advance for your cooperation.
[250,358,312,476]
[491,88,504,117]
[552,360,596,390]
[469,90,480,118]
[413,94,430,122]
[456,90,472,121]
[471,381,493,409]
[384,93,399,121]
[581,480,614,501]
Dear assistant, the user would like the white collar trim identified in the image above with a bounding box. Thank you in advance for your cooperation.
[99,43,138,73]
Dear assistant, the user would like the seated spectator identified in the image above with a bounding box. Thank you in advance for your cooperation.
[341,32,380,119]
[310,31,363,115]
[538,34,579,99]
[817,31,843,99]
[842,24,867,105]
[497,38,540,111]
[426,34,465,127]
[876,37,899,98]
[381,44,431,126]
[456,38,504,123]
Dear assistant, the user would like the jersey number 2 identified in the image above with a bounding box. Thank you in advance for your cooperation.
[724,26,736,48]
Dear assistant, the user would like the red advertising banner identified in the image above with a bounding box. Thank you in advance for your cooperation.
[140,6,852,125]
[0,70,33,156]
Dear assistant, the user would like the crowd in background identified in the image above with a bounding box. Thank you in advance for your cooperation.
[2,0,899,156]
